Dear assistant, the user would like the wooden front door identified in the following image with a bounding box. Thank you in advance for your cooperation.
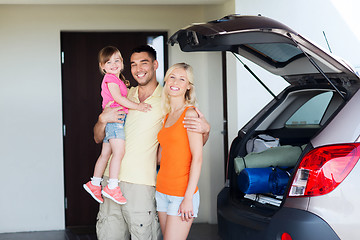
[61,31,167,227]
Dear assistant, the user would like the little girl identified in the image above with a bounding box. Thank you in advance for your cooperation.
[84,46,151,205]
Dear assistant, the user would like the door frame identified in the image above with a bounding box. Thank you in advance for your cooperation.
[61,31,168,228]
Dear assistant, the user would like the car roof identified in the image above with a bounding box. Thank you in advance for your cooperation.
[169,15,360,87]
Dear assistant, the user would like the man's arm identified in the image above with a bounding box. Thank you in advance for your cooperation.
[183,107,210,145]
[93,101,124,143]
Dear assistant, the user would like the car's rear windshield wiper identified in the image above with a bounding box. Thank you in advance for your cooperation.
[231,52,278,100]
[288,33,346,100]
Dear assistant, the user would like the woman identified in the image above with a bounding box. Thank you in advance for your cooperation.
[156,63,203,240]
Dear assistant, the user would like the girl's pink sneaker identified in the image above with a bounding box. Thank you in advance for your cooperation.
[102,186,127,205]
[83,181,104,204]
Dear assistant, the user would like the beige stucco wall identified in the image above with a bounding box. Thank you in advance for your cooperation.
[3,0,359,234]
[0,4,233,232]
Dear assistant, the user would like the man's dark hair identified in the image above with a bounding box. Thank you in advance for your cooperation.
[131,45,157,60]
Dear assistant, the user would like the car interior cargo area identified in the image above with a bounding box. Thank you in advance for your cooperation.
[227,86,346,210]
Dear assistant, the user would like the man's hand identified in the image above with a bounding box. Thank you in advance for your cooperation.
[99,101,126,124]
[183,107,210,145]
[94,101,125,143]
[183,107,210,133]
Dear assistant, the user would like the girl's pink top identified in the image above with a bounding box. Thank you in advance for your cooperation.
[101,73,129,113]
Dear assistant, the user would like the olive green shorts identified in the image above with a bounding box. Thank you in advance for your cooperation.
[96,178,161,240]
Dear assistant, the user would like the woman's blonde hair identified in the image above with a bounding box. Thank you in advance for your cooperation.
[98,46,130,87]
[161,62,197,116]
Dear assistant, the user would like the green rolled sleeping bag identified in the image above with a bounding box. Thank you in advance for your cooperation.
[234,145,305,174]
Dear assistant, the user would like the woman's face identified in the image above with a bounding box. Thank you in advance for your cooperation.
[101,52,123,76]
[166,68,190,98]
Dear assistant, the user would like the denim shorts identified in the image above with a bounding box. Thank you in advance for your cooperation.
[155,191,200,217]
[103,115,126,142]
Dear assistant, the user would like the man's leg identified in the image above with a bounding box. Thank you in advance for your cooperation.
[119,181,161,240]
[96,176,130,240]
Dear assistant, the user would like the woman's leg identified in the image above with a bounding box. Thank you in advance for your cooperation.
[163,215,193,240]
[158,211,167,236]
[93,142,112,178]
[108,138,125,179]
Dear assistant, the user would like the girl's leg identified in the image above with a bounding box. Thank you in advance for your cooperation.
[84,143,112,203]
[158,211,168,236]
[108,138,125,180]
[101,138,127,204]
[93,142,112,178]
[163,215,193,240]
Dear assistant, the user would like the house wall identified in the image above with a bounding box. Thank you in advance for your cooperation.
[2,0,360,233]
[0,4,231,232]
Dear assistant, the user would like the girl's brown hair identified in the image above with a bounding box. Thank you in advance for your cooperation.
[98,46,130,87]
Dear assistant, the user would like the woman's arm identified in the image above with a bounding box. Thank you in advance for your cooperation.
[178,108,203,222]
[108,83,151,112]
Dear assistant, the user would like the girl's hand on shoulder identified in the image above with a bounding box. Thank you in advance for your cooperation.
[178,197,194,222]
[137,102,152,112]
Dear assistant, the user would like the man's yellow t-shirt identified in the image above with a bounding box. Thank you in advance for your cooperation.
[104,84,163,186]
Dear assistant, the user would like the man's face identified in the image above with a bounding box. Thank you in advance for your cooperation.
[130,52,158,86]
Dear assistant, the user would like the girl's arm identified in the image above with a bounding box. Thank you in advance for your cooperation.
[178,108,203,222]
[108,82,151,112]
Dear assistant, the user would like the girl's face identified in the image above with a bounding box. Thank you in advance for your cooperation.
[101,52,123,76]
[166,68,190,98]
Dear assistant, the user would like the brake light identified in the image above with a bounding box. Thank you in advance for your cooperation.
[289,143,360,197]
[281,232,292,240]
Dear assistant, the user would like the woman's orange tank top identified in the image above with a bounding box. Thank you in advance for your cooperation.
[156,106,198,197]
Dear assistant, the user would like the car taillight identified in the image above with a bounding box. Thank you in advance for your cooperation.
[289,143,360,197]
[281,232,292,240]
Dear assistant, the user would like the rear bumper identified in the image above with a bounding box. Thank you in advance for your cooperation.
[265,207,340,240]
[217,187,340,240]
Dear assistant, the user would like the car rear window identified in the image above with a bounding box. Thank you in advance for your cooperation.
[286,91,333,127]
[245,43,303,63]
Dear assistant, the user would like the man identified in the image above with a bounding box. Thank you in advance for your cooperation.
[94,45,210,240]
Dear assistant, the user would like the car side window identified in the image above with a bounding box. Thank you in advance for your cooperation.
[286,92,333,127]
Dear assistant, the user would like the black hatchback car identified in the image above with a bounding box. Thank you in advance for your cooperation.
[169,15,360,240]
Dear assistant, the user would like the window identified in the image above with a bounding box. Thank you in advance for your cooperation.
[246,43,302,63]
[286,92,333,126]
[148,36,165,86]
